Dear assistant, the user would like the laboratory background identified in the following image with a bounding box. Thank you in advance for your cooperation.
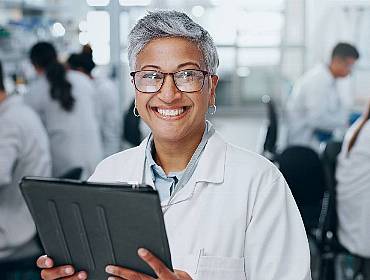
[1,0,370,279]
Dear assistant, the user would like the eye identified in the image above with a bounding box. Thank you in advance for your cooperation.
[177,70,197,80]
[142,72,162,80]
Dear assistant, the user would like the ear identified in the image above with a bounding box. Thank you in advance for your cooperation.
[208,75,219,106]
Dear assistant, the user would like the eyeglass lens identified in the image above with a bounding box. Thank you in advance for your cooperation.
[134,70,205,93]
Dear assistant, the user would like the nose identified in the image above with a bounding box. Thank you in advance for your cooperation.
[157,74,181,103]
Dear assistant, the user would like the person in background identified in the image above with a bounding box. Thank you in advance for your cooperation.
[336,100,370,279]
[67,50,121,157]
[0,60,51,276]
[37,11,311,280]
[286,42,359,150]
[25,42,103,179]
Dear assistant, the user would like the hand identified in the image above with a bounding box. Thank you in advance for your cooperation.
[105,248,192,280]
[36,255,88,280]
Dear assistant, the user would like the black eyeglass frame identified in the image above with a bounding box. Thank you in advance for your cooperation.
[129,69,210,94]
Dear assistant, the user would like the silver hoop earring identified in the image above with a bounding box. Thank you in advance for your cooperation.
[208,104,217,115]
[133,100,140,117]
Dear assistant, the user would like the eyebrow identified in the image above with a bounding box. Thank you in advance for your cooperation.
[140,62,201,71]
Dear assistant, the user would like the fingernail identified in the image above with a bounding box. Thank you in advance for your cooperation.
[65,267,74,274]
[105,265,114,273]
[78,272,87,279]
[45,258,52,267]
[107,277,115,280]
[138,248,148,257]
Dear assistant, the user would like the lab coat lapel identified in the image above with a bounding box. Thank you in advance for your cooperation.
[122,136,150,184]
[163,132,226,207]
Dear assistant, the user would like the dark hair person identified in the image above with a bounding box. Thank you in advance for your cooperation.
[26,42,103,178]
[30,42,75,111]
[331,42,360,60]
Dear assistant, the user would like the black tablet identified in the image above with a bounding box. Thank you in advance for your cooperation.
[20,177,172,279]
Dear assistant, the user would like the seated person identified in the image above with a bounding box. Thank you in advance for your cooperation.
[37,10,311,280]
[336,100,370,278]
[286,43,359,151]
[0,61,51,267]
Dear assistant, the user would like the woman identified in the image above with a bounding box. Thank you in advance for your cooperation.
[25,42,103,179]
[37,11,311,280]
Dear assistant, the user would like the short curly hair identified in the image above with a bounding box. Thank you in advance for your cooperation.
[128,10,219,74]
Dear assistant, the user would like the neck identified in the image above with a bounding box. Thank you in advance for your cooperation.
[328,62,340,79]
[152,124,206,174]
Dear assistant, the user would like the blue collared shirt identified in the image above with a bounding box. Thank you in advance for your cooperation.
[146,141,185,202]
[145,122,210,202]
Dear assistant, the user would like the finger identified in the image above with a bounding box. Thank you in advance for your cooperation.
[37,255,54,269]
[138,248,173,278]
[63,271,88,280]
[40,265,75,280]
[106,265,152,280]
[174,270,192,278]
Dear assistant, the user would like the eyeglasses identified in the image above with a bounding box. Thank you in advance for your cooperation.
[130,69,209,94]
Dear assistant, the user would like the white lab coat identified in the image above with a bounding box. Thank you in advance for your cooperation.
[89,129,311,280]
[0,95,51,259]
[93,77,121,157]
[336,119,370,258]
[24,71,103,179]
[286,64,348,150]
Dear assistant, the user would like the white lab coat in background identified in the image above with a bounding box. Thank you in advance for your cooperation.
[336,119,370,258]
[286,64,349,150]
[24,71,103,179]
[0,95,51,259]
[89,129,311,280]
[94,77,121,157]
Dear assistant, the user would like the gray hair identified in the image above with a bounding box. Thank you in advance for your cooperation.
[128,10,219,74]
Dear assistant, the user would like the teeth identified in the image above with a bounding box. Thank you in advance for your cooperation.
[157,108,185,117]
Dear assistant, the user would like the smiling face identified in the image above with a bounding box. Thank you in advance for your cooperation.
[133,37,218,145]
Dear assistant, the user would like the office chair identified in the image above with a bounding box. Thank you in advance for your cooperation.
[261,95,278,160]
[275,146,327,280]
[276,146,326,232]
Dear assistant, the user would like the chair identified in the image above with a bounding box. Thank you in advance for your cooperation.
[276,146,326,232]
[261,95,278,160]
[59,167,83,180]
[276,146,328,280]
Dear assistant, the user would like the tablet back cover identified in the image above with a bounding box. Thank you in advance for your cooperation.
[20,177,172,279]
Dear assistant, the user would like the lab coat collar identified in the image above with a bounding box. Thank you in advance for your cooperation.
[192,130,226,184]
[129,127,226,187]
[121,128,226,207]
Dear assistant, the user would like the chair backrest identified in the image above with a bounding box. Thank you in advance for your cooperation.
[262,95,278,156]
[276,145,326,229]
[319,141,343,236]
[321,141,343,192]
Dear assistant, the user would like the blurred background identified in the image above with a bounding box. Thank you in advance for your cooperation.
[1,0,370,150]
